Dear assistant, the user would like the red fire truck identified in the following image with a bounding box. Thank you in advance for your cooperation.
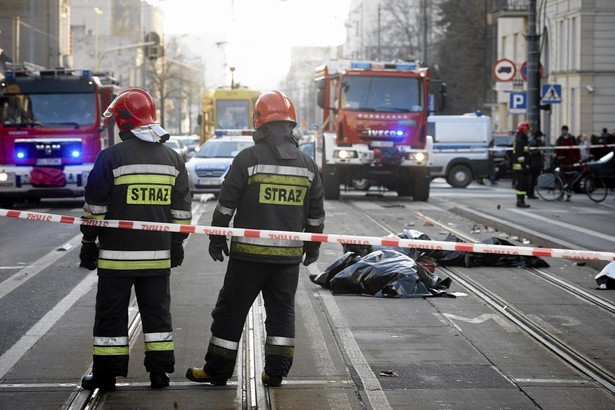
[0,66,119,208]
[315,60,440,201]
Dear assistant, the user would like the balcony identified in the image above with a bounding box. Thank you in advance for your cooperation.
[492,0,529,18]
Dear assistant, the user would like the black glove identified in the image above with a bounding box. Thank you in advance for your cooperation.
[209,235,229,262]
[302,250,319,266]
[79,240,99,270]
[171,241,184,268]
[302,241,320,266]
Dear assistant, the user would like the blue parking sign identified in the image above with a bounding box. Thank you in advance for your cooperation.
[509,92,527,114]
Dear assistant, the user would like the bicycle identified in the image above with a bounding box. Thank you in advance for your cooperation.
[535,162,608,202]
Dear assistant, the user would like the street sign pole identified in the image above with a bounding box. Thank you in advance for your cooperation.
[527,0,541,133]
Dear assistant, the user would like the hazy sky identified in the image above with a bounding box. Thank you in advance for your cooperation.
[157,0,351,90]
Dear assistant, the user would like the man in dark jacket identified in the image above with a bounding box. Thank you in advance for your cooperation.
[186,90,325,388]
[79,88,192,390]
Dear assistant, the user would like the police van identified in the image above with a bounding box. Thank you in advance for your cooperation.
[428,113,493,188]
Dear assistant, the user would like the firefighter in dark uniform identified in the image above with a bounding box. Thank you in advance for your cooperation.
[78,88,192,390]
[186,90,325,387]
[513,121,532,208]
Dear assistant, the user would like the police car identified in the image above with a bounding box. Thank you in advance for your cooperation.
[186,131,254,196]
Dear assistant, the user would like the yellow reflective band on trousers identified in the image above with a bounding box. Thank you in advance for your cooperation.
[144,341,174,352]
[231,242,303,257]
[83,212,105,220]
[265,344,294,358]
[115,174,176,186]
[248,174,312,188]
[126,185,172,205]
[93,346,130,356]
[97,259,171,270]
[259,184,307,206]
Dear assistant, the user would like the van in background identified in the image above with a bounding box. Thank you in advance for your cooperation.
[428,113,492,188]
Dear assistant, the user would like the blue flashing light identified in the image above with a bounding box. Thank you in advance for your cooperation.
[81,69,91,77]
[16,151,26,159]
[396,63,417,71]
[396,130,404,137]
[351,62,372,69]
[71,150,81,158]
[5,71,15,79]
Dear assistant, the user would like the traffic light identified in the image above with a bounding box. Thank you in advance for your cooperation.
[144,32,161,61]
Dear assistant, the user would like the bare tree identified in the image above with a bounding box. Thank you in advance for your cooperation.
[434,0,486,114]
[367,0,445,63]
[147,37,203,132]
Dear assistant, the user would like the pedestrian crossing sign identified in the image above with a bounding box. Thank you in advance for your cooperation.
[541,84,562,104]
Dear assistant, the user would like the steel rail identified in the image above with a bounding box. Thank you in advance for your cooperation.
[347,201,615,395]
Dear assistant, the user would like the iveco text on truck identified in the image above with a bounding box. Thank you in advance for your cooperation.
[0,66,119,208]
[315,61,437,200]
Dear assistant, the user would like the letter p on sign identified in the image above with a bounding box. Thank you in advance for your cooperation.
[509,91,527,114]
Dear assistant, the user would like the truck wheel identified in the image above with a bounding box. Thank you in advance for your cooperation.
[447,164,472,188]
[323,165,340,200]
[396,178,413,197]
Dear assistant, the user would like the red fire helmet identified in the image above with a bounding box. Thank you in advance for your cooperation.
[517,121,531,134]
[253,90,297,129]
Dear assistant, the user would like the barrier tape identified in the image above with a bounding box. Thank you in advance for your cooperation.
[1,208,614,262]
[433,143,615,153]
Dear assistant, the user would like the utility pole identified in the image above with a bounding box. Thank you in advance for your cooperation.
[422,0,428,65]
[527,0,541,132]
[377,4,381,60]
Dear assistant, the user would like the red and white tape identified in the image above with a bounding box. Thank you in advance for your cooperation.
[433,143,615,153]
[1,208,614,262]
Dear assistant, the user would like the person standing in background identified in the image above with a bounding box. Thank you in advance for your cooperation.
[512,122,532,208]
[527,130,545,199]
[577,134,591,161]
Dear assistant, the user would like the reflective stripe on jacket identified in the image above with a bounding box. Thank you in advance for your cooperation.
[81,135,192,276]
[216,132,325,264]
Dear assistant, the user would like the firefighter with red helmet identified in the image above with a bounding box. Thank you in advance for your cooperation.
[186,90,325,387]
[513,121,532,208]
[78,88,192,390]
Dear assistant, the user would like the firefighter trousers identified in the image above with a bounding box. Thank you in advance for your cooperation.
[92,275,174,377]
[204,259,299,380]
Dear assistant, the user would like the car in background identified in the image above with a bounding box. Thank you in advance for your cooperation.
[164,138,189,161]
[492,131,515,179]
[171,135,200,158]
[186,135,254,196]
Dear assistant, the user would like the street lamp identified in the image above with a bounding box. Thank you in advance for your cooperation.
[94,7,103,71]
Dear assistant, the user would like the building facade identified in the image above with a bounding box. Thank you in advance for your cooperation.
[493,0,615,142]
[0,0,71,69]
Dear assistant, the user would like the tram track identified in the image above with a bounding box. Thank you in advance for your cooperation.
[64,200,274,410]
[346,199,615,396]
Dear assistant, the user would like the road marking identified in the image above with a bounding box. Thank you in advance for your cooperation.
[309,264,392,410]
[0,234,83,299]
[0,272,97,378]
[509,208,615,242]
[442,313,518,332]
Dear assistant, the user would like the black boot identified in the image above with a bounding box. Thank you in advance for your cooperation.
[81,374,116,391]
[150,371,170,388]
[516,194,530,208]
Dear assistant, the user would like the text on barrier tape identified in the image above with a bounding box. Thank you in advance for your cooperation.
[1,208,614,262]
